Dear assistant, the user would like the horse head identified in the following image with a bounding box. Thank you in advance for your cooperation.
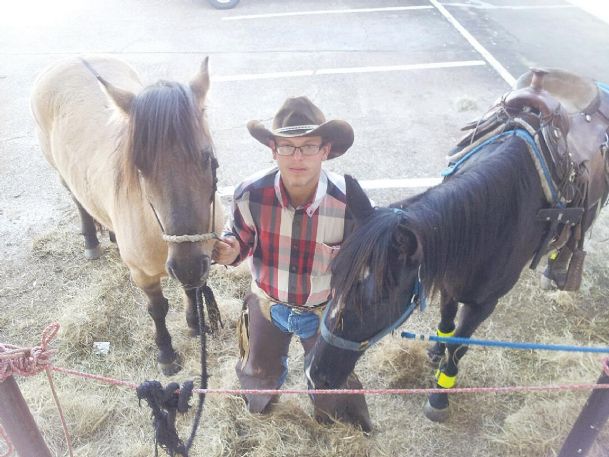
[101,58,218,289]
[307,175,423,390]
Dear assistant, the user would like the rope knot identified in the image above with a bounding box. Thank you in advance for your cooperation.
[0,323,59,383]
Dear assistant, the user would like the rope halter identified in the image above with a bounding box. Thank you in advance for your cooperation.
[162,232,219,243]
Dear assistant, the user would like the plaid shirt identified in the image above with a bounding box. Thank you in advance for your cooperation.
[228,167,350,307]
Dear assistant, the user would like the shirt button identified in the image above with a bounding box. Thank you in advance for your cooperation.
[290,266,296,272]
[292,243,298,249]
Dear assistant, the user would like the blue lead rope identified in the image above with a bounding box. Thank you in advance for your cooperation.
[402,332,609,354]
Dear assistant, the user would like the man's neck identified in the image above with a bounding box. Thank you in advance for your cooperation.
[288,187,316,208]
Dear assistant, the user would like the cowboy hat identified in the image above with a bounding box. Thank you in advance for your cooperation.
[247,96,354,159]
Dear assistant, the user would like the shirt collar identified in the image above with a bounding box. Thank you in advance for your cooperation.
[274,169,328,217]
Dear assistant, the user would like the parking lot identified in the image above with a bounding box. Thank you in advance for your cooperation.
[3,0,609,260]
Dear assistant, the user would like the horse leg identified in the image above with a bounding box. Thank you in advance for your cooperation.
[141,281,181,376]
[541,244,572,290]
[72,196,101,260]
[109,231,116,243]
[427,294,458,365]
[424,300,497,422]
[184,288,200,337]
[59,178,101,259]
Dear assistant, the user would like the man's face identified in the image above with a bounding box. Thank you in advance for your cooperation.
[272,135,331,196]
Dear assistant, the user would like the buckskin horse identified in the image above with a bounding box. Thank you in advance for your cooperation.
[31,56,224,375]
[306,69,609,424]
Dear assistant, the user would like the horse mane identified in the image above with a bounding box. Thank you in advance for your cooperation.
[332,135,538,307]
[117,81,211,193]
[331,208,407,310]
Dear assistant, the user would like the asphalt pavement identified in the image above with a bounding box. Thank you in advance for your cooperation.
[2,0,609,258]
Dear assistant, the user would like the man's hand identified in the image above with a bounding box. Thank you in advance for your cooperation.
[212,236,240,265]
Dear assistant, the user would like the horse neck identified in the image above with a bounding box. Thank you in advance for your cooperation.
[402,137,542,291]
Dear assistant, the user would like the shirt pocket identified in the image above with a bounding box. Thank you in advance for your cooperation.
[311,242,341,276]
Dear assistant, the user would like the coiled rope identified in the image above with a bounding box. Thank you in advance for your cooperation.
[0,323,73,457]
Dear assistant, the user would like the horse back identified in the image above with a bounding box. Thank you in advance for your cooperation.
[31,56,142,229]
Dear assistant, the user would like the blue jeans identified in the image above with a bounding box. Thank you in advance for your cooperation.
[270,303,320,340]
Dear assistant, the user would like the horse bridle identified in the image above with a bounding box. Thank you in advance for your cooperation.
[146,155,221,244]
[319,269,426,352]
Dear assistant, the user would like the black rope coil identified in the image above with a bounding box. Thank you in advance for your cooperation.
[137,380,194,456]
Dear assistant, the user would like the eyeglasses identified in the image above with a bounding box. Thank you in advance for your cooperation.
[275,144,323,156]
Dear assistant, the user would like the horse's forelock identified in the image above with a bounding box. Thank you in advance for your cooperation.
[122,81,209,188]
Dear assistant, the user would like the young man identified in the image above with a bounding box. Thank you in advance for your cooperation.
[213,96,371,431]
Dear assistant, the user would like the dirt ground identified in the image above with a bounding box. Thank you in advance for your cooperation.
[1,173,609,457]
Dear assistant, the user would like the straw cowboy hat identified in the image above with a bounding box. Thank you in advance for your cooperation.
[247,96,354,159]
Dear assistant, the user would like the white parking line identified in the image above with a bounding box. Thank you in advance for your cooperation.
[218,177,443,197]
[441,2,575,10]
[222,5,433,21]
[430,0,516,87]
[212,60,486,82]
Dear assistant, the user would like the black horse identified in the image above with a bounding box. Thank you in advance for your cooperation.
[306,70,609,423]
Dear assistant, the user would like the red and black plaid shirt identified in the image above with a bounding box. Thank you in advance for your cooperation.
[228,168,350,307]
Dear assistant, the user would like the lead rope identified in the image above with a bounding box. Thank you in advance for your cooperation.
[137,288,211,456]
[184,287,209,451]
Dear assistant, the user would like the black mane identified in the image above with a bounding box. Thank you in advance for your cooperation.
[332,135,540,304]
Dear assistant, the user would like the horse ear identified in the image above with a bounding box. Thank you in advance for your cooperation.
[97,76,135,114]
[190,56,210,109]
[395,226,423,264]
[345,174,374,222]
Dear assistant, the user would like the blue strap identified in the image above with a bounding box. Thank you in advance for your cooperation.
[320,299,418,352]
[442,129,560,206]
[319,274,425,352]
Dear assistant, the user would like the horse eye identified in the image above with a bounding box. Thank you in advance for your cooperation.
[202,146,214,157]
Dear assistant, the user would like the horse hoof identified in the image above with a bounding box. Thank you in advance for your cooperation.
[423,399,450,422]
[158,354,182,376]
[540,273,555,290]
[85,245,101,260]
[188,326,200,337]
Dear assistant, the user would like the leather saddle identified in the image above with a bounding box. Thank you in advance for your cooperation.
[456,68,609,209]
[451,68,609,290]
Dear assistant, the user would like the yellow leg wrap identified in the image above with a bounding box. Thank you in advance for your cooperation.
[436,328,455,338]
[549,250,559,260]
[435,370,457,389]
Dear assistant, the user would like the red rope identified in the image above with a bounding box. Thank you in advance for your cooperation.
[52,360,609,396]
[0,424,14,457]
[0,323,73,457]
[0,323,58,382]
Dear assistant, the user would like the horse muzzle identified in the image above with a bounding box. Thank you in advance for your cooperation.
[305,340,359,390]
[166,252,211,288]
